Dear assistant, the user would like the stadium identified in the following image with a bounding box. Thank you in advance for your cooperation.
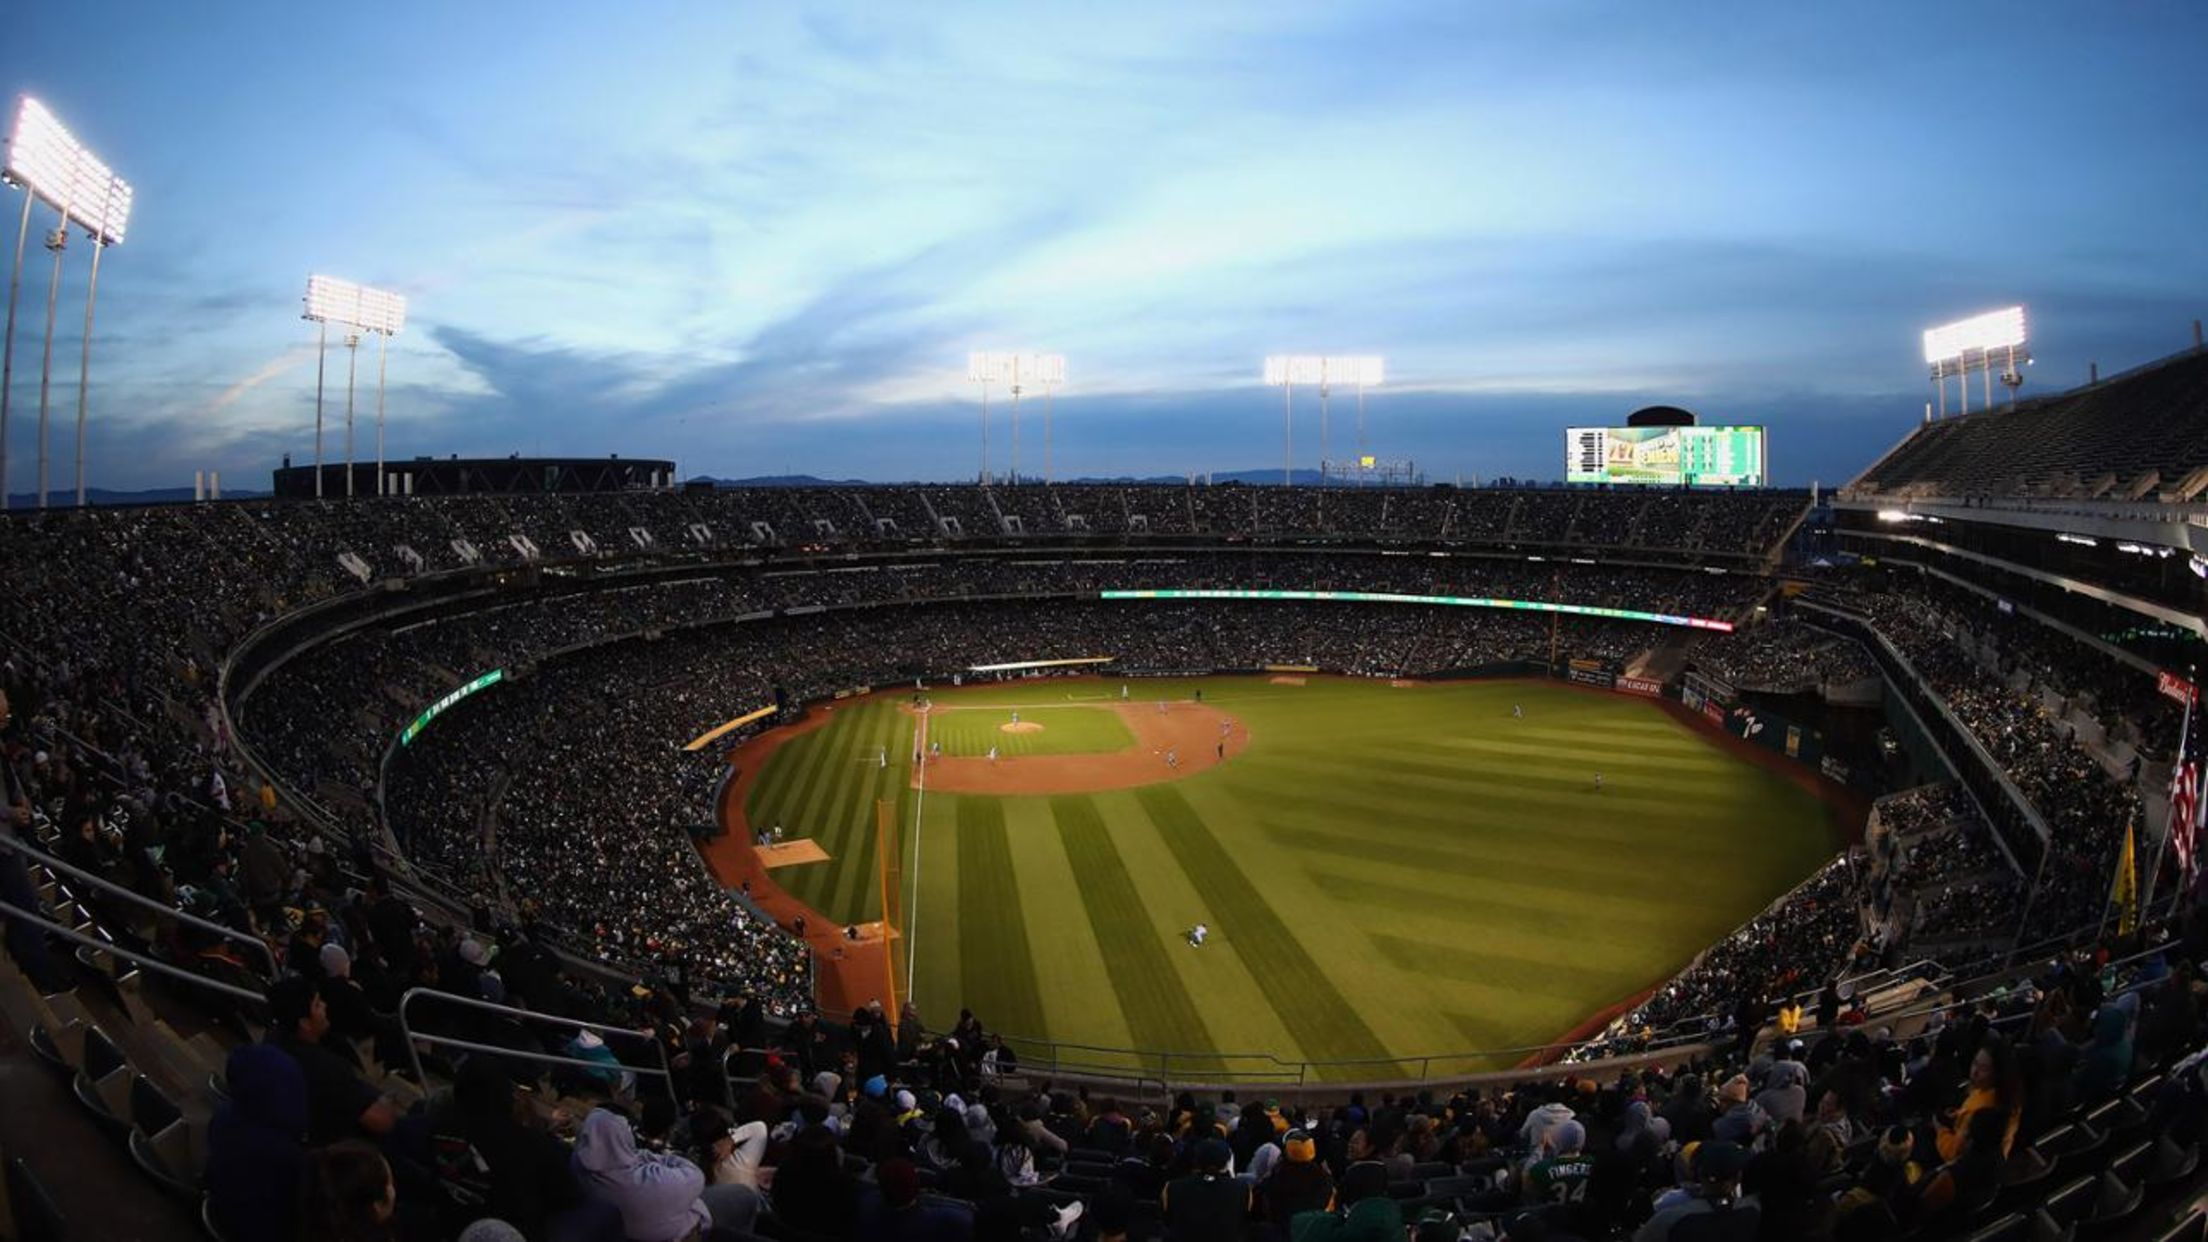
[6,12,2208,1242]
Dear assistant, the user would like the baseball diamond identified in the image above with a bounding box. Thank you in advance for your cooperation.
[715,675,1842,1077]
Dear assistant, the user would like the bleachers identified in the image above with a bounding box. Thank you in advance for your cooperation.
[1854,346,2208,498]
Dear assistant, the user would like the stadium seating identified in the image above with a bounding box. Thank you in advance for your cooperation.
[1852,346,2208,499]
[9,467,2208,1242]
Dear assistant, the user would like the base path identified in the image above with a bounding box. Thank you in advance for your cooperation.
[912,700,1250,795]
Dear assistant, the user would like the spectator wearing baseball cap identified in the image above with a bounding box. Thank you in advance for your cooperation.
[1261,1128,1334,1225]
[1163,1136,1250,1241]
[1632,1140,1757,1242]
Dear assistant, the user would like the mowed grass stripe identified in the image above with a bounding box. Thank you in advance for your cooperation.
[1253,782,1748,860]
[1367,932,1665,1002]
[1312,870,1695,940]
[826,705,907,919]
[1136,785,1398,1068]
[799,704,881,918]
[1051,796,1214,1056]
[1382,736,1736,774]
[1262,745,1721,792]
[1259,820,1743,903]
[954,797,1047,1039]
[746,716,833,840]
[1258,757,1776,843]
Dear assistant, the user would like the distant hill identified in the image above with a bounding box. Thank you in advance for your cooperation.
[686,468,1360,488]
[5,486,269,509]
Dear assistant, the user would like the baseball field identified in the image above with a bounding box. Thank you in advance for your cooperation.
[732,676,1840,1079]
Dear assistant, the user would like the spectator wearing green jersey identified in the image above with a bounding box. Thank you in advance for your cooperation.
[1524,1119,1594,1207]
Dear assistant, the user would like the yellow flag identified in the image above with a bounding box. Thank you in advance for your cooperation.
[2114,819,2140,936]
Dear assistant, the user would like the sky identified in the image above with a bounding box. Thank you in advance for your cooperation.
[1,1,2204,494]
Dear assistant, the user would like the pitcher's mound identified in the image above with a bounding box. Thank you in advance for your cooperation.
[1001,721,1046,734]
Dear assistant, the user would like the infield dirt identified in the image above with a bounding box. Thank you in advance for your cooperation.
[910,700,1248,795]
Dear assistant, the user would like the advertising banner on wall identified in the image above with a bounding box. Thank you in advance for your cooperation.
[1616,675,1664,697]
[1568,666,1617,689]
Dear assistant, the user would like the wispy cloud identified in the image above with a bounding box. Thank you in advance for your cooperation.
[3,0,2203,493]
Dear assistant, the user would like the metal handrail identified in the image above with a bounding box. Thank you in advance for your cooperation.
[396,985,675,1095]
[1847,934,2180,1036]
[0,832,280,979]
[0,896,267,1004]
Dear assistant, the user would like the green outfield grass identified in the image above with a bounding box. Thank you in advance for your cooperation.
[743,676,1839,1077]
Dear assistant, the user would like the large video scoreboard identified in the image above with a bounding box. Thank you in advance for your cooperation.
[1565,425,1766,487]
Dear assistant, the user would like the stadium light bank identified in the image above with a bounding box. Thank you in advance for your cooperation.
[2,96,133,509]
[967,352,1066,485]
[1264,355,1384,486]
[303,275,408,498]
[1923,306,2028,418]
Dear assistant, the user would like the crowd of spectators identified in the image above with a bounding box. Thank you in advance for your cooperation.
[15,486,2208,1240]
[189,899,2208,1242]
[1686,621,1877,693]
[1844,575,2150,947]
[1581,855,1870,1059]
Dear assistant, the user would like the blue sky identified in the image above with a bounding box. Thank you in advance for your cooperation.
[2,1,2204,492]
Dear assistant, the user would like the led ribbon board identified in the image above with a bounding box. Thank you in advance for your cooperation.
[1100,588,1735,632]
[399,669,504,746]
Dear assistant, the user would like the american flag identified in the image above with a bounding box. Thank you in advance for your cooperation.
[2173,697,2204,882]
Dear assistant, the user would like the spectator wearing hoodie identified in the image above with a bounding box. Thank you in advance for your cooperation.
[1519,1096,1577,1156]
[432,1057,619,1242]
[1753,1060,1809,1127]
[206,1043,310,1242]
[569,1028,638,1098]
[2071,997,2138,1105]
[571,1107,713,1242]
[1710,1077,1766,1147]
[1660,1075,1713,1145]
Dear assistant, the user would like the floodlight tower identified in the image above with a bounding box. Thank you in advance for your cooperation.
[343,331,360,497]
[304,275,406,499]
[1316,356,1383,484]
[1263,356,1321,485]
[1923,306,2028,419]
[967,352,1014,484]
[1009,355,1023,484]
[1,98,131,509]
[1344,356,1384,472]
[1026,353,1066,484]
